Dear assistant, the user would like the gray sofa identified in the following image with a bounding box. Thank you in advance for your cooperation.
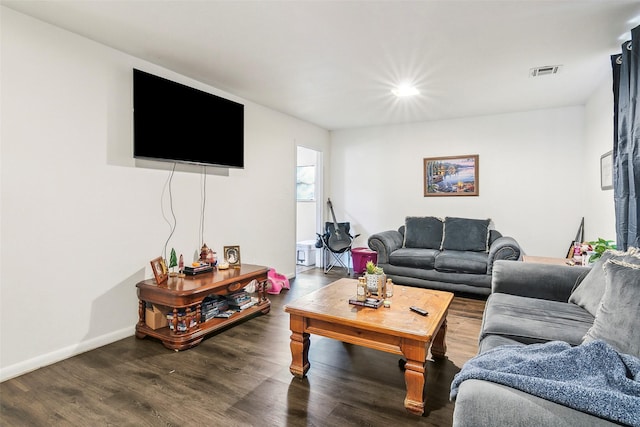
[367,216,521,296]
[452,252,640,427]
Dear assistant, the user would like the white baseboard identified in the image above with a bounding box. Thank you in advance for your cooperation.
[0,326,135,382]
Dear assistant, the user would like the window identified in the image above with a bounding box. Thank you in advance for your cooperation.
[296,165,315,201]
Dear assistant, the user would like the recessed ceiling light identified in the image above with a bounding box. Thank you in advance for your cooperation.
[392,84,419,97]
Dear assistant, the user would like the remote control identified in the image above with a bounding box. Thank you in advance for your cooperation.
[410,306,428,316]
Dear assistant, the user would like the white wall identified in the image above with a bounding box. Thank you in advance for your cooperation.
[0,8,330,381]
[329,107,590,257]
[583,75,617,243]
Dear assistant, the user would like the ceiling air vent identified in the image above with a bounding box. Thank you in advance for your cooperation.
[530,65,561,77]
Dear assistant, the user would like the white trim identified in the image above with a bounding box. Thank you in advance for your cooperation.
[0,327,135,382]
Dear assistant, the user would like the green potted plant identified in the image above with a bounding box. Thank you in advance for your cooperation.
[365,260,386,296]
[365,260,383,275]
[586,238,617,263]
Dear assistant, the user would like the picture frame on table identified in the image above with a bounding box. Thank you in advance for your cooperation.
[424,154,479,197]
[224,246,241,267]
[150,256,168,284]
[600,150,613,190]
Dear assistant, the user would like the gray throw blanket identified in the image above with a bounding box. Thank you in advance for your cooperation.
[450,340,640,426]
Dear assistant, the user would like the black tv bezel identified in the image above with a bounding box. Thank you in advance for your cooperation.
[132,68,244,169]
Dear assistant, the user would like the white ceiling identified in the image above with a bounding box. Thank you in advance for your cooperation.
[3,0,640,130]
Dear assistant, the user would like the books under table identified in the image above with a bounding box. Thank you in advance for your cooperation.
[226,291,251,304]
[201,295,229,320]
[204,294,258,320]
[348,297,385,309]
[214,310,238,318]
[225,296,259,312]
[228,299,257,311]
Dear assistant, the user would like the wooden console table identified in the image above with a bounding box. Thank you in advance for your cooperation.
[136,263,270,350]
[522,255,574,266]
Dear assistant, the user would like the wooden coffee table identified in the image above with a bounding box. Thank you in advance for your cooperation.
[283,278,454,415]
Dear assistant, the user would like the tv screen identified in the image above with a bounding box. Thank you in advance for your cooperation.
[133,69,244,168]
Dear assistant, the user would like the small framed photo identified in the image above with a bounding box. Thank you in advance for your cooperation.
[150,256,168,284]
[600,150,613,190]
[224,246,241,267]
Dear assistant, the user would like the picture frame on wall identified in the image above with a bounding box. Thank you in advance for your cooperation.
[600,150,613,190]
[224,246,241,267]
[424,154,479,197]
[150,256,168,284]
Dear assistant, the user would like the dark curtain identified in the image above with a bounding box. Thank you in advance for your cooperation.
[612,25,640,251]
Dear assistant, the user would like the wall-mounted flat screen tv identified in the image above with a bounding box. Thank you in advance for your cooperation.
[133,68,244,168]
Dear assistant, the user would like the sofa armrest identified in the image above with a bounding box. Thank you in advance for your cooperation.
[487,236,521,273]
[491,260,589,302]
[367,230,403,264]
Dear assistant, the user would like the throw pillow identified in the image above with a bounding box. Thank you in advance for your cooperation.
[568,250,619,316]
[403,216,443,249]
[583,259,640,358]
[569,248,640,316]
[441,217,490,252]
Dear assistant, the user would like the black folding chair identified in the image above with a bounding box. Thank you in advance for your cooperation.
[317,221,359,275]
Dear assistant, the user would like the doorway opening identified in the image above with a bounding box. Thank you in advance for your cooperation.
[296,146,323,274]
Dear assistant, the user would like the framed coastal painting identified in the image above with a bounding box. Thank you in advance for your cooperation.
[424,154,479,197]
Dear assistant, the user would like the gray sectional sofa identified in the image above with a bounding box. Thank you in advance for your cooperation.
[451,251,640,427]
[367,216,521,296]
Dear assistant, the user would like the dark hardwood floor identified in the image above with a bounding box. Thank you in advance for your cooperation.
[0,268,485,426]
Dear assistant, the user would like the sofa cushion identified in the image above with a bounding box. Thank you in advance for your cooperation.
[478,334,525,354]
[441,217,490,252]
[435,251,487,274]
[480,293,594,346]
[583,259,640,358]
[452,379,622,427]
[569,248,639,316]
[389,248,439,269]
[403,216,443,249]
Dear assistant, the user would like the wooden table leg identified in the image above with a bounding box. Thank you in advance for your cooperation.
[258,279,268,303]
[257,279,271,314]
[135,300,147,339]
[137,300,145,327]
[401,339,427,415]
[288,314,310,378]
[431,318,448,359]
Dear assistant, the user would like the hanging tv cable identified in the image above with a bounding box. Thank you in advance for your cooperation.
[199,166,207,249]
[162,163,177,262]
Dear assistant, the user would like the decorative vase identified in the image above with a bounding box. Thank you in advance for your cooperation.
[365,273,386,295]
[200,244,210,262]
